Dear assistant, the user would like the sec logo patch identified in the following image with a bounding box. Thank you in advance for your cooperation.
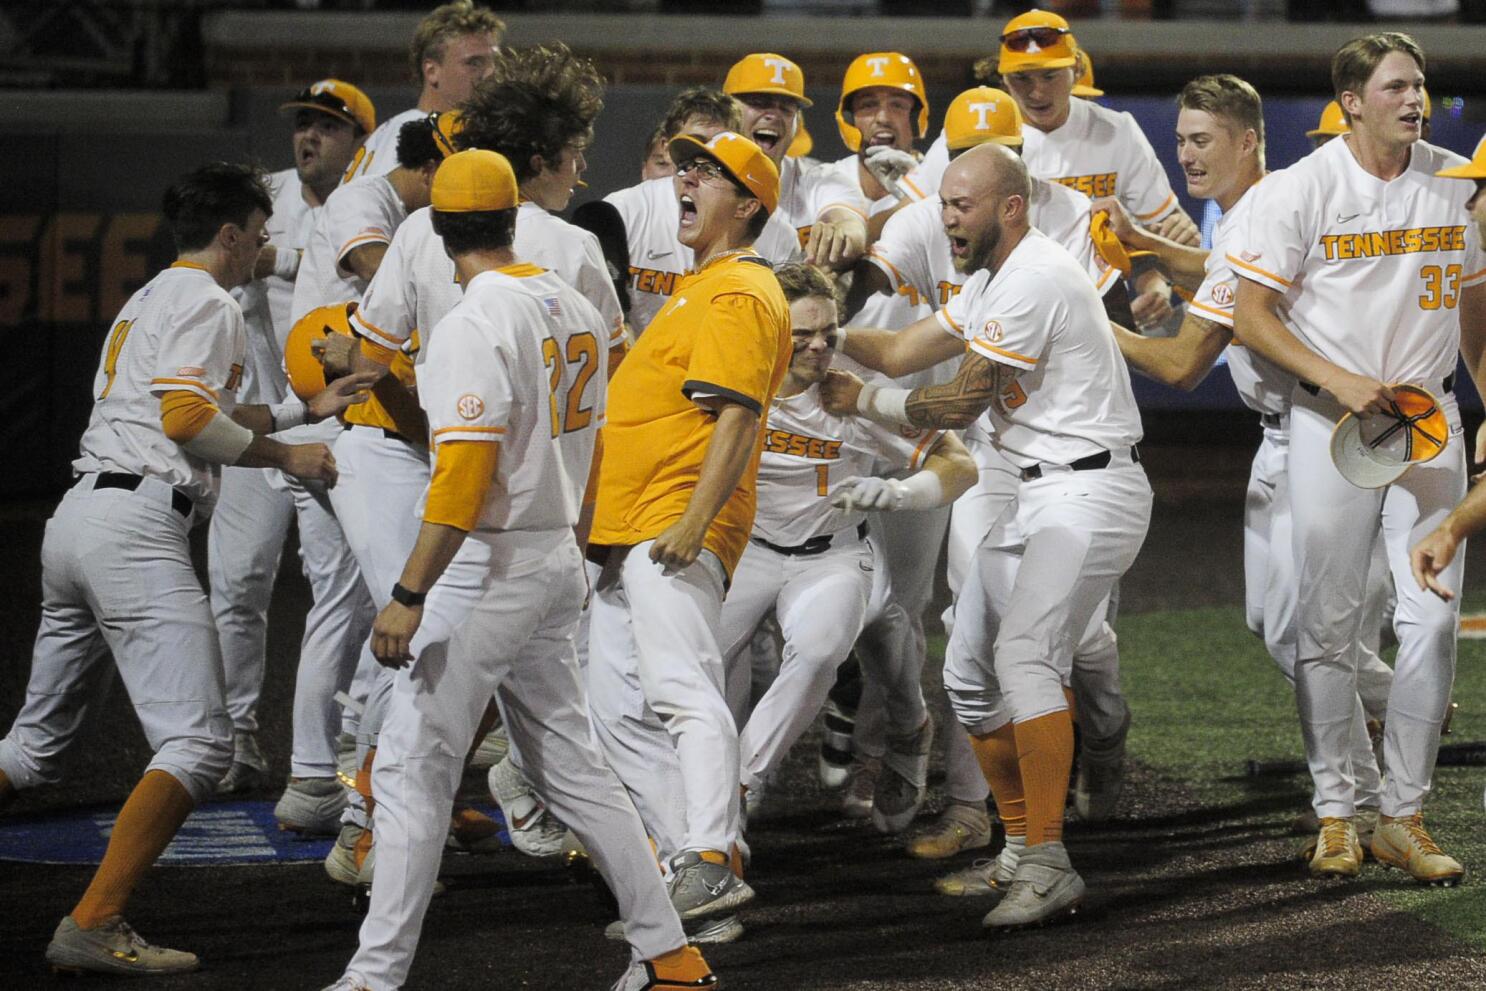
[457,394,484,420]
[982,319,1004,342]
[1212,283,1234,305]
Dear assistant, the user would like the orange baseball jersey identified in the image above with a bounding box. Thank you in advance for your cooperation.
[589,251,791,576]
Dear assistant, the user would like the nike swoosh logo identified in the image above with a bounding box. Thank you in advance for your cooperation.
[511,809,540,830]
[648,249,673,259]
[1337,213,1360,223]
[703,877,729,897]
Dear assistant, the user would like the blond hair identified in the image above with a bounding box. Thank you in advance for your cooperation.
[410,1,506,84]
[1331,33,1425,124]
[1178,74,1265,164]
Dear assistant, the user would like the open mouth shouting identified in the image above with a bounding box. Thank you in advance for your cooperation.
[751,126,782,155]
[678,193,698,231]
[865,129,898,149]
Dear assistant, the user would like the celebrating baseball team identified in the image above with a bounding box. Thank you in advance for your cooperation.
[6,0,1486,987]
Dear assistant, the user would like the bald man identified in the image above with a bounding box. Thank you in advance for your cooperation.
[821,143,1151,929]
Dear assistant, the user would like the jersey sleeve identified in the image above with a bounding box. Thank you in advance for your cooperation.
[868,204,938,310]
[758,215,806,265]
[951,268,1054,372]
[351,225,417,353]
[855,411,943,472]
[150,292,243,403]
[328,184,395,273]
[806,161,869,222]
[421,311,513,448]
[1227,173,1311,294]
[933,269,986,343]
[682,290,783,415]
[574,230,627,345]
[1116,113,1180,224]
[906,133,949,198]
[1189,247,1238,328]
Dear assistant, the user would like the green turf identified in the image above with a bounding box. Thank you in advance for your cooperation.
[1116,604,1486,949]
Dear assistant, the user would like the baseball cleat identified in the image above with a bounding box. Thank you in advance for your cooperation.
[872,717,933,835]
[1371,813,1465,886]
[46,915,199,976]
[668,850,756,921]
[818,660,862,789]
[215,733,268,795]
[335,732,358,790]
[934,836,1026,901]
[611,945,718,990]
[325,822,367,886]
[320,975,373,991]
[980,842,1085,931]
[275,776,347,836]
[1299,808,1376,860]
[1307,817,1362,878]
[686,913,745,945]
[905,801,993,860]
[446,804,505,854]
[468,724,510,771]
[1074,710,1129,822]
[488,756,568,858]
[841,757,881,819]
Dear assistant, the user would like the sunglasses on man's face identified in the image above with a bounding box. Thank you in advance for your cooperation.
[1000,27,1069,52]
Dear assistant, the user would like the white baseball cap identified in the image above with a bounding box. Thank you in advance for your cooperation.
[1329,385,1449,489]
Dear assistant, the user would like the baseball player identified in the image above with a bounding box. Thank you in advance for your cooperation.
[823,142,1152,929]
[326,44,625,865]
[723,52,871,270]
[1308,100,1350,148]
[283,113,452,851]
[341,0,502,182]
[1072,47,1103,99]
[209,79,375,800]
[0,163,368,976]
[586,131,789,928]
[641,125,675,181]
[603,87,802,333]
[1232,33,1485,883]
[320,148,717,991]
[721,261,976,844]
[845,86,1133,862]
[1104,74,1396,848]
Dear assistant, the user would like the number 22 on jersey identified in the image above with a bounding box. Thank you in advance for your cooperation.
[541,331,599,437]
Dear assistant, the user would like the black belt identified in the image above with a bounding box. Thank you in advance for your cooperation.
[1300,371,1455,397]
[1260,412,1284,428]
[93,472,193,518]
[1020,446,1140,483]
[753,521,868,557]
[344,423,414,445]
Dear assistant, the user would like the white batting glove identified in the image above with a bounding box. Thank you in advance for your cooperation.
[863,146,919,201]
[832,476,901,512]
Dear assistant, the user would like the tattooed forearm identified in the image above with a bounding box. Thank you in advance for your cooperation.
[904,352,1004,429]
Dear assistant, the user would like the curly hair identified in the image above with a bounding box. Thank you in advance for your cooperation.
[661,87,743,139]
[455,43,605,183]
[410,1,506,85]
[774,262,841,308]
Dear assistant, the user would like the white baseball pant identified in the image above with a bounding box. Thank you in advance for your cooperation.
[588,542,739,858]
[349,533,684,991]
[0,477,232,802]
[945,456,1151,733]
[207,464,294,741]
[1288,385,1463,819]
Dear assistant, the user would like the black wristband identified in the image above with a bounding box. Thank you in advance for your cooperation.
[391,582,426,607]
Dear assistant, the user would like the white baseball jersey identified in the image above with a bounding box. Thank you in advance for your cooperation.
[342,107,424,183]
[937,229,1143,468]
[292,175,406,323]
[74,263,245,508]
[831,152,934,337]
[1232,137,1486,386]
[776,155,870,248]
[754,382,941,546]
[1191,180,1294,417]
[233,167,317,405]
[353,204,627,359]
[417,264,607,531]
[915,98,1179,225]
[603,176,802,332]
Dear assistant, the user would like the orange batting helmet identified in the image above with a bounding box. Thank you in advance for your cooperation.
[836,52,930,152]
[286,301,356,401]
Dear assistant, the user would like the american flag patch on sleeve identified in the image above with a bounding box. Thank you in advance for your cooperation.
[544,297,562,318]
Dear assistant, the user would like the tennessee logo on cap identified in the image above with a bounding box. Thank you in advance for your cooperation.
[668,130,781,214]
[944,87,1024,150]
[724,53,813,107]
[280,79,377,135]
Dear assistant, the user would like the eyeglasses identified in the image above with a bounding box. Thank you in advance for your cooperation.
[676,158,731,182]
[1000,27,1069,52]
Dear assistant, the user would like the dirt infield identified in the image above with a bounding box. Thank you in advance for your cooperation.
[3,448,1485,990]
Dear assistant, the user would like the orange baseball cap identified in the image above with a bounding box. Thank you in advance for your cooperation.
[998,10,1079,76]
[280,79,376,135]
[431,109,465,158]
[724,53,813,108]
[431,149,519,213]
[668,130,781,214]
[1436,134,1486,179]
[837,52,931,151]
[944,87,1025,151]
[1306,100,1349,139]
[285,302,355,402]
[1072,48,1104,98]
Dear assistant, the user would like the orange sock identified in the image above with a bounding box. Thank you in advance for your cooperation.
[72,770,194,929]
[698,849,728,866]
[650,945,712,980]
[356,746,377,819]
[1013,710,1075,846]
[968,725,1026,839]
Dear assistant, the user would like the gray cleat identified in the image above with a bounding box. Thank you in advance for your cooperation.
[1074,710,1129,823]
[872,717,933,834]
[275,776,347,836]
[668,851,755,921]
[216,733,269,795]
[934,837,1024,902]
[46,915,199,976]
[981,841,1085,930]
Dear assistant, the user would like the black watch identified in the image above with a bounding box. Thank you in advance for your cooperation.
[391,582,426,607]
